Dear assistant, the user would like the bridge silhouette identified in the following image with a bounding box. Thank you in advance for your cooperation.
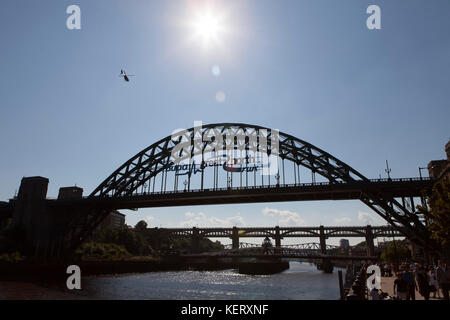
[222,242,340,251]
[150,225,401,256]
[0,123,434,257]
[179,243,379,269]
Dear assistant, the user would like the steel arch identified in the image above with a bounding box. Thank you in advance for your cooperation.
[89,123,429,245]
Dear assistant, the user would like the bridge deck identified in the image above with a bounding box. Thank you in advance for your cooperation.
[159,225,402,238]
[45,178,433,210]
[182,253,378,260]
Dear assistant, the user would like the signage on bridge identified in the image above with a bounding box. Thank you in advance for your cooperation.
[164,157,262,178]
[169,121,280,176]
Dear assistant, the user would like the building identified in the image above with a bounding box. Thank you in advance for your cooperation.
[57,186,125,233]
[428,141,450,181]
[58,186,83,199]
[97,210,126,230]
[339,239,350,249]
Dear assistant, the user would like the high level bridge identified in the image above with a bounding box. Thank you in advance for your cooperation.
[151,225,401,256]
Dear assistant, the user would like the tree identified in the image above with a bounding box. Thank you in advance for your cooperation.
[418,178,450,261]
[98,226,149,255]
[380,241,409,263]
[135,220,148,232]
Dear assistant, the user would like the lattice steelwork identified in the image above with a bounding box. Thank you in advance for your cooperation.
[84,123,429,247]
[154,226,402,240]
[223,242,340,251]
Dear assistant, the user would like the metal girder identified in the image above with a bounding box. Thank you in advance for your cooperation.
[150,226,402,239]
[85,123,432,246]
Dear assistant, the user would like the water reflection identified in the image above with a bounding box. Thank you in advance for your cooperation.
[80,262,343,300]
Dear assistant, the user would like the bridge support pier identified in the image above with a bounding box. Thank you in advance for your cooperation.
[365,225,375,257]
[319,225,327,255]
[319,258,334,273]
[274,226,282,248]
[232,226,239,250]
[192,227,201,253]
[10,176,61,257]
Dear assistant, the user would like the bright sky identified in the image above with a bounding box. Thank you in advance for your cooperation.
[1,1,449,245]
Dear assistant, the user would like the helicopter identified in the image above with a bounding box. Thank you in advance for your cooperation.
[119,69,135,82]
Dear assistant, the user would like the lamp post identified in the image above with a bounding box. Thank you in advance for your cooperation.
[385,160,392,181]
[418,167,427,180]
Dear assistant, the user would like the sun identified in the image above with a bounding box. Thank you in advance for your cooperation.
[194,13,220,43]
[189,8,227,48]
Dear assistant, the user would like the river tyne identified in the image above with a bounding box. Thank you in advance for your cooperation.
[71,262,343,299]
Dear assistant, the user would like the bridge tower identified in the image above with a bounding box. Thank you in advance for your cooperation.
[365,225,375,257]
[274,226,282,248]
[232,226,239,250]
[11,177,53,257]
[319,225,327,255]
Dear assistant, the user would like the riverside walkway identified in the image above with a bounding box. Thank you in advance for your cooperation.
[380,276,441,300]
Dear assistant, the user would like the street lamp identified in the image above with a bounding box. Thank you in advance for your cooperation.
[143,183,148,194]
[418,167,427,180]
[385,160,392,181]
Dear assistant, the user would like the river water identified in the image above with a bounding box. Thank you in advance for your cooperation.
[0,262,344,300]
[80,262,344,300]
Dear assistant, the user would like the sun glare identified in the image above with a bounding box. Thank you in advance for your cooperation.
[189,7,227,48]
[194,13,220,42]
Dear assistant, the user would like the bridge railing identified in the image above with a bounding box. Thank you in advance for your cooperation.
[220,246,326,257]
[86,177,432,198]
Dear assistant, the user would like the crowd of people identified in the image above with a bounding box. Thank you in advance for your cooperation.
[369,260,450,300]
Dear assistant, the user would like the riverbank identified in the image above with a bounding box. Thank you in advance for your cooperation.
[0,281,85,300]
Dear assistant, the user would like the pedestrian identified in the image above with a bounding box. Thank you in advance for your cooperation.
[386,264,392,277]
[416,266,431,300]
[369,288,380,300]
[379,263,385,277]
[394,273,408,300]
[402,265,416,300]
[437,260,450,300]
[429,266,440,299]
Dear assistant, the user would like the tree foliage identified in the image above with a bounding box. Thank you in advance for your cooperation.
[135,228,224,253]
[93,222,225,256]
[134,220,148,232]
[417,178,450,259]
[425,178,450,246]
[97,226,149,256]
[380,241,410,263]
[75,242,130,260]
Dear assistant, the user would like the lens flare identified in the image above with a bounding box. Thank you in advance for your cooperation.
[187,4,228,49]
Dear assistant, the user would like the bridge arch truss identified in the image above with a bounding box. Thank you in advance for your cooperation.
[87,123,429,246]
